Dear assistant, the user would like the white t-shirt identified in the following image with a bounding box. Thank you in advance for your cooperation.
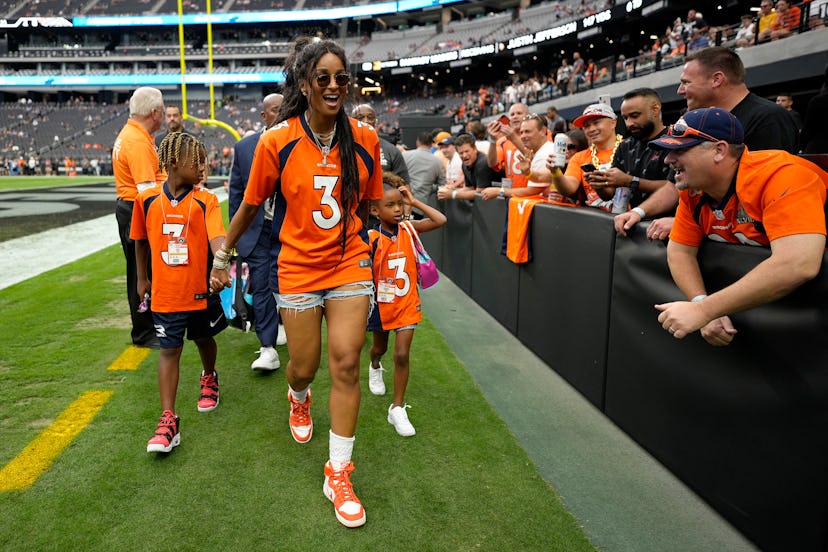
[446,152,464,185]
[528,140,556,188]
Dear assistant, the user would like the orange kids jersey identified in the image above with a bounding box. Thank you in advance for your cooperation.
[243,115,383,294]
[368,226,423,329]
[130,184,226,312]
[113,119,166,201]
[671,149,828,247]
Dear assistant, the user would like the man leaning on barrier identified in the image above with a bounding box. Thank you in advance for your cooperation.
[650,108,828,346]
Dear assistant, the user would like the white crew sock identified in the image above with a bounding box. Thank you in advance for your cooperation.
[329,430,355,471]
[289,384,309,404]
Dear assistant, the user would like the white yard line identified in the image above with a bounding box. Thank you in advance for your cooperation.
[0,189,228,292]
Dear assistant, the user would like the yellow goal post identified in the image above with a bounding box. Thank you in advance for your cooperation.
[176,0,241,141]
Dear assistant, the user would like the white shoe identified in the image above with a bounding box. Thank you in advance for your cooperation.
[368,362,385,395]
[276,324,287,346]
[251,346,280,371]
[387,403,416,437]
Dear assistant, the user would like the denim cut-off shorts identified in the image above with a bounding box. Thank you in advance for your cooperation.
[276,280,375,320]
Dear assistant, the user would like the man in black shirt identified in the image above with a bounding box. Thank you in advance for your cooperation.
[437,133,500,200]
[678,47,797,152]
[584,89,672,235]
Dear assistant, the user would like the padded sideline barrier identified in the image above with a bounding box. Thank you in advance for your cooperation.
[606,228,828,552]
[440,198,474,295]
[605,231,828,551]
[517,203,616,407]
[470,198,519,334]
[436,197,828,551]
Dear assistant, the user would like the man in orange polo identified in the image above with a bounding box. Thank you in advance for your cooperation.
[113,86,166,348]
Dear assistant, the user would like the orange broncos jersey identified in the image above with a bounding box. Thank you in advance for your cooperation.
[368,226,422,330]
[130,184,226,313]
[494,137,528,188]
[671,149,828,247]
[243,115,383,294]
[505,197,543,263]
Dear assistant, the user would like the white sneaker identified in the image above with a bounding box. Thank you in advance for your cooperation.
[276,324,287,346]
[251,346,280,371]
[368,362,385,395]
[387,403,416,437]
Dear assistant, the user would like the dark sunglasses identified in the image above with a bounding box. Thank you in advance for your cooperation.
[315,73,350,87]
[566,144,578,151]
[668,120,720,143]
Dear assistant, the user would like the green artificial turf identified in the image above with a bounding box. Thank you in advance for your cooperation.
[0,245,595,551]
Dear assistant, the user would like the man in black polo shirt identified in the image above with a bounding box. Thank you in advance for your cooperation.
[605,88,673,235]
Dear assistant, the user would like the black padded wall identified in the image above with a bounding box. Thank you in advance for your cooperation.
[516,204,617,407]
[605,228,828,552]
[470,198,519,334]
[440,198,474,295]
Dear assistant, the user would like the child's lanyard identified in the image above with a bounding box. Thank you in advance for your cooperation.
[376,225,402,303]
[159,186,194,266]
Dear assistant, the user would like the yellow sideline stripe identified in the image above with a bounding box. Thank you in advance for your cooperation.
[107,345,150,371]
[0,390,113,492]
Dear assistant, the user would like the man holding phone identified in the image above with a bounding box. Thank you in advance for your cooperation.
[484,103,530,190]
[481,112,555,200]
[549,102,622,211]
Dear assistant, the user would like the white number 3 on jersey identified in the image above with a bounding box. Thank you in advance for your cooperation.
[313,175,342,230]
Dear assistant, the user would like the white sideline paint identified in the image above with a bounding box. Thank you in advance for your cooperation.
[0,188,228,292]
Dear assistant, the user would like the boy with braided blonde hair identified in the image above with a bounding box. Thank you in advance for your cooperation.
[131,131,228,454]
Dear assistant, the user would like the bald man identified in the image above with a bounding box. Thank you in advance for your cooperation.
[352,104,410,183]
[228,93,286,370]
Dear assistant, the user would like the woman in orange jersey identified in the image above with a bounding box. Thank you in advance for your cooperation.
[210,37,382,529]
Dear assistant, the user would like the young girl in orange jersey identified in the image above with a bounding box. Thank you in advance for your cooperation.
[209,37,383,528]
[131,132,227,454]
[366,172,446,436]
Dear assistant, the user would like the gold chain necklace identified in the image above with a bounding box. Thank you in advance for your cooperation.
[590,134,623,167]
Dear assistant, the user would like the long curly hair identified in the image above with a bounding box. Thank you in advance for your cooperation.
[278,36,359,258]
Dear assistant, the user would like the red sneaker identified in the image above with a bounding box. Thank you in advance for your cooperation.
[323,461,366,528]
[287,389,313,443]
[146,410,180,453]
[197,371,220,412]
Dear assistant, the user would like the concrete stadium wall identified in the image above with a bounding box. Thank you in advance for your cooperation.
[430,197,828,552]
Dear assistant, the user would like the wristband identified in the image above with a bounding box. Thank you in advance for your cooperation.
[631,207,646,218]
[691,294,708,303]
[499,187,505,198]
[487,136,497,144]
[452,189,458,200]
[213,258,230,271]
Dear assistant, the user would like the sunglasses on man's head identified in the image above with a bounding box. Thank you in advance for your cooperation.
[522,113,547,126]
[668,121,721,143]
[315,73,350,87]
